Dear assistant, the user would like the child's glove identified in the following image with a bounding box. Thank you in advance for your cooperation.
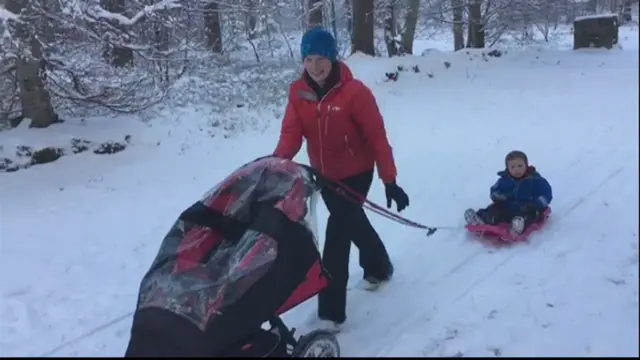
[490,192,508,202]
[520,203,539,217]
[535,195,551,210]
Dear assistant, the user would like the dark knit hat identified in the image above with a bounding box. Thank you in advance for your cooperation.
[300,27,337,62]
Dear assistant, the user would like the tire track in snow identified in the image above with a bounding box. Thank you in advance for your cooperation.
[39,311,133,357]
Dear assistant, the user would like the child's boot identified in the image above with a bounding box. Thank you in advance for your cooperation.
[464,209,484,225]
[510,216,526,235]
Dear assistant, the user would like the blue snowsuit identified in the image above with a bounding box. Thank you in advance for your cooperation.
[479,166,553,226]
[490,166,553,212]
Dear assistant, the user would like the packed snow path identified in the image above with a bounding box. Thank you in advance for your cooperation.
[1,44,638,356]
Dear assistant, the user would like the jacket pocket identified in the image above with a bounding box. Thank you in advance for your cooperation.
[344,135,355,156]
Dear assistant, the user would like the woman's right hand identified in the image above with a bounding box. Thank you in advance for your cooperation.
[384,182,409,212]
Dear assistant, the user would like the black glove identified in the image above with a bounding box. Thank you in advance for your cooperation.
[297,163,334,191]
[490,192,508,202]
[385,182,410,212]
[520,203,540,218]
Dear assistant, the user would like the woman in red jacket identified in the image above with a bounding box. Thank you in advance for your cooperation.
[273,26,410,329]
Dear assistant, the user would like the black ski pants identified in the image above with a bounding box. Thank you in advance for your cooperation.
[317,169,392,324]
[477,201,541,229]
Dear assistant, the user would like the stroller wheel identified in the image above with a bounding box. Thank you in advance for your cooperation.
[291,329,340,357]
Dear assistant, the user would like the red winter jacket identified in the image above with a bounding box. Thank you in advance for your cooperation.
[273,62,397,184]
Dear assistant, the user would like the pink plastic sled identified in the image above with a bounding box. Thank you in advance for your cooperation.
[465,207,552,242]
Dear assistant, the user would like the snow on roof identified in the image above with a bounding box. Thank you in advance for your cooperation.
[575,13,620,22]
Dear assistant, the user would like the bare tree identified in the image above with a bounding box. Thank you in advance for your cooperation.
[329,0,338,39]
[383,0,400,56]
[466,0,485,48]
[308,0,323,27]
[3,0,58,128]
[351,0,374,55]
[204,1,223,52]
[245,0,258,40]
[101,0,134,67]
[344,0,352,35]
[452,0,464,50]
[400,0,420,54]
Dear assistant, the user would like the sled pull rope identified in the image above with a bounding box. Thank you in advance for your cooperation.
[327,181,442,236]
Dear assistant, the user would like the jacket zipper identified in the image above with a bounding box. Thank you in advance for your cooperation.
[316,103,324,173]
[316,84,340,175]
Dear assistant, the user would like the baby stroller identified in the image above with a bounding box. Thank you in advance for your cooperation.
[125,157,340,358]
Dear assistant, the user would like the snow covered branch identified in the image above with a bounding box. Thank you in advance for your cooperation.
[0,6,18,21]
[83,0,182,27]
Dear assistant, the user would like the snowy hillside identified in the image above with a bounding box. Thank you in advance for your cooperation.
[1,28,638,357]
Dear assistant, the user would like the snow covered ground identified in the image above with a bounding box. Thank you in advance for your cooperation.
[1,27,638,357]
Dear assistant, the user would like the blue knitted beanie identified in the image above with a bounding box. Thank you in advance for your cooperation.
[300,27,337,62]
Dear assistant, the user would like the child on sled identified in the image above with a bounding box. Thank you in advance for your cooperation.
[465,150,553,236]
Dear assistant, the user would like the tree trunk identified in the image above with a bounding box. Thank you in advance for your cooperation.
[101,0,134,67]
[245,0,257,40]
[384,1,399,56]
[345,0,353,36]
[466,0,485,48]
[400,0,420,54]
[15,60,58,128]
[351,0,374,55]
[451,0,465,50]
[154,24,170,52]
[5,0,58,128]
[247,15,257,40]
[330,0,338,41]
[38,0,56,45]
[204,2,223,53]
[154,18,171,82]
[308,0,323,28]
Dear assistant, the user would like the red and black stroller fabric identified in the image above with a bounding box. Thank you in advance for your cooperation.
[125,156,330,357]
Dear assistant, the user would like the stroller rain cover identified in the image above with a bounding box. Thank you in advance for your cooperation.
[133,157,326,346]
